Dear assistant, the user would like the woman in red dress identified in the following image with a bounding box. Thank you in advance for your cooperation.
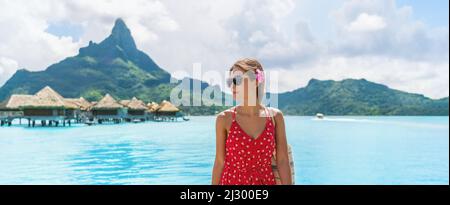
[212,58,292,185]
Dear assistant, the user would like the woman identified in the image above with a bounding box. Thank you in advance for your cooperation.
[212,58,292,185]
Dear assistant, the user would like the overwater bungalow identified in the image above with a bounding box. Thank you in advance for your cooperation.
[0,95,26,126]
[64,97,92,122]
[154,100,181,121]
[146,102,159,120]
[19,86,78,127]
[147,102,159,112]
[91,94,125,124]
[1,86,188,126]
[121,97,147,122]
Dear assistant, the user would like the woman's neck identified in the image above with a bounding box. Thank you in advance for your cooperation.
[237,103,263,116]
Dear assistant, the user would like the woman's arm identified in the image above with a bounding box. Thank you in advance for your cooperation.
[273,109,293,185]
[211,112,227,185]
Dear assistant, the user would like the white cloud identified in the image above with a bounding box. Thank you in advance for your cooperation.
[0,57,19,85]
[331,0,449,61]
[61,0,179,44]
[347,13,387,32]
[221,0,322,68]
[249,31,270,44]
[0,1,82,72]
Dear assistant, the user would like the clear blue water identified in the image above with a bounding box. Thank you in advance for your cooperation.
[0,116,448,185]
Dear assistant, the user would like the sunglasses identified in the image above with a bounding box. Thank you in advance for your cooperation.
[226,75,243,87]
[227,72,258,87]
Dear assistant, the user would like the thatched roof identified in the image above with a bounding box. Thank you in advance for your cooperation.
[119,100,131,107]
[0,95,34,110]
[1,86,84,110]
[18,86,78,109]
[91,94,123,110]
[126,97,147,110]
[156,100,180,113]
[1,87,76,110]
[147,102,159,112]
[64,97,92,111]
[78,97,92,110]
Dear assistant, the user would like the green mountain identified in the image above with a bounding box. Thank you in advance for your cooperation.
[0,18,448,116]
[0,18,174,103]
[277,78,449,116]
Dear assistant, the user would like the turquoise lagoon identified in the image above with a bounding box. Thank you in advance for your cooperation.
[0,116,448,185]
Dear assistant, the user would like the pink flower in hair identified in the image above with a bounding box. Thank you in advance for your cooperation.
[255,69,265,83]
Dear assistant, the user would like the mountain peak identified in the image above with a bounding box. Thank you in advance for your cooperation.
[112,18,128,35]
[307,78,320,84]
[109,18,137,51]
[306,78,332,87]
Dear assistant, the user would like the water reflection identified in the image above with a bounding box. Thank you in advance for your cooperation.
[67,141,167,184]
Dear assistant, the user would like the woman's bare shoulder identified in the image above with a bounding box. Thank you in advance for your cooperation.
[216,107,235,125]
[266,107,283,117]
[266,107,285,124]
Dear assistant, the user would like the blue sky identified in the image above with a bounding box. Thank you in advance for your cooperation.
[397,0,449,27]
[45,21,84,42]
[0,0,449,98]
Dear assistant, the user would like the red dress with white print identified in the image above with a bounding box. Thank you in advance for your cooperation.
[220,107,276,185]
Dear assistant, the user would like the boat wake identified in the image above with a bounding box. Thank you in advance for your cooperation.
[312,117,448,129]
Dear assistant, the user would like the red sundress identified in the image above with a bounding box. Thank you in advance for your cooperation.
[219,107,276,185]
